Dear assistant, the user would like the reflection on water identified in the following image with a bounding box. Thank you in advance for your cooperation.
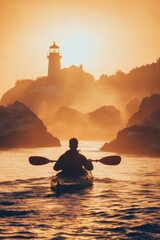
[0,141,159,239]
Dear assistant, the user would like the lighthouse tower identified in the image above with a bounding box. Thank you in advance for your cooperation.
[47,42,61,83]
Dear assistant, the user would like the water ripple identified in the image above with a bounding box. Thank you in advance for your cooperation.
[130,223,160,234]
[0,148,159,239]
[0,209,37,218]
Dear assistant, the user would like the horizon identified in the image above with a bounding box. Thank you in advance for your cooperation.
[0,0,160,98]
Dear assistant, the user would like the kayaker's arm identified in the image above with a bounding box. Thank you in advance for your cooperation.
[85,159,94,171]
[53,156,64,171]
[81,156,94,171]
[53,162,61,171]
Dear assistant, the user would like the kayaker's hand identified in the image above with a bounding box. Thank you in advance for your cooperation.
[86,159,94,170]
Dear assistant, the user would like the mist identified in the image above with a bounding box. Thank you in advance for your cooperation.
[0,58,160,140]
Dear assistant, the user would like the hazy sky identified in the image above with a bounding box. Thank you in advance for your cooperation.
[0,0,160,98]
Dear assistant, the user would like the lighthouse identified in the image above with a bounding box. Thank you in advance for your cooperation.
[47,42,61,83]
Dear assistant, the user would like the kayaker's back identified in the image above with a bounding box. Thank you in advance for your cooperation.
[54,150,93,175]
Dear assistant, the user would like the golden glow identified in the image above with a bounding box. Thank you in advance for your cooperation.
[61,25,94,68]
[0,0,160,97]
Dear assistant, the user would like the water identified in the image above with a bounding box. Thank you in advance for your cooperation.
[0,141,159,239]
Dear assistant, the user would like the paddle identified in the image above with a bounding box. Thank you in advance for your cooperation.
[29,155,121,166]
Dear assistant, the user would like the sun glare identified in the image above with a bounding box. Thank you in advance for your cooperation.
[61,30,93,68]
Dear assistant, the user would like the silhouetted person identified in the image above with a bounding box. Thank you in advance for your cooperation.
[53,138,93,175]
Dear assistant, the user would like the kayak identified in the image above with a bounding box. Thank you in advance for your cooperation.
[50,171,94,195]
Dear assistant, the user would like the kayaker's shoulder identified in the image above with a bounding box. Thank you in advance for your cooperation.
[61,150,70,156]
[78,153,88,160]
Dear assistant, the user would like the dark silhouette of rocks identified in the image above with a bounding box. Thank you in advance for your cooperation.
[101,93,160,156]
[0,101,61,148]
[127,93,160,126]
[143,109,160,127]
[100,125,160,157]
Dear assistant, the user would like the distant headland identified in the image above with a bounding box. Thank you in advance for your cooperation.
[0,43,160,155]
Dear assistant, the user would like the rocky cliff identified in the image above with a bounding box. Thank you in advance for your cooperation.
[0,101,61,148]
[100,93,160,156]
[100,125,160,156]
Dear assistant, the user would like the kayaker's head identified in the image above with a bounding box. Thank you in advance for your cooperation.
[69,138,78,151]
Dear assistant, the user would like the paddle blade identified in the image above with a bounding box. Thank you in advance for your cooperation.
[99,155,121,165]
[29,156,53,165]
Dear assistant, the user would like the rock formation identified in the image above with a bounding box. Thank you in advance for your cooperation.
[125,99,141,120]
[44,105,123,140]
[0,101,61,148]
[100,125,160,156]
[45,106,87,140]
[86,106,124,140]
[101,93,160,156]
[127,93,160,126]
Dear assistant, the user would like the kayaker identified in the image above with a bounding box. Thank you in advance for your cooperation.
[53,138,93,175]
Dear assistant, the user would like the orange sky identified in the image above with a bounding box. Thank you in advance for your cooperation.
[0,0,160,98]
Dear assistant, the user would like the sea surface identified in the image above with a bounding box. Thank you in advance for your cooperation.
[0,141,159,240]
